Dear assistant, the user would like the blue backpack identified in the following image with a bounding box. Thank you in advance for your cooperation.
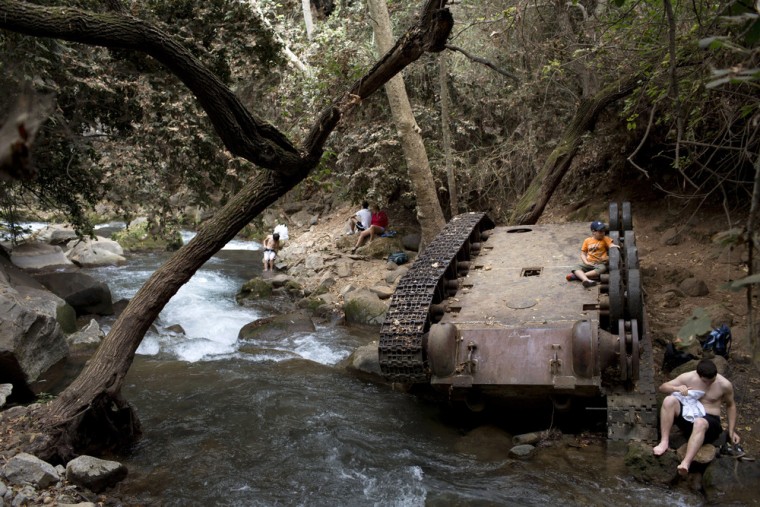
[388,252,408,265]
[702,324,731,358]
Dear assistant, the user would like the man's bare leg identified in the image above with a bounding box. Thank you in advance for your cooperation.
[653,396,680,455]
[678,418,709,476]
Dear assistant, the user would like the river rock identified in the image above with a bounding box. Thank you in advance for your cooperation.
[1,269,69,391]
[165,324,186,334]
[715,244,747,265]
[238,311,315,342]
[305,253,325,271]
[67,319,105,348]
[3,453,59,488]
[357,237,404,259]
[343,289,388,326]
[369,285,393,300]
[676,443,716,464]
[34,224,78,245]
[508,444,535,459]
[0,383,11,408]
[401,233,421,252]
[343,343,384,380]
[33,271,114,316]
[65,236,126,267]
[335,261,352,278]
[678,277,709,297]
[385,266,408,284]
[66,455,127,493]
[9,242,74,271]
[267,274,293,288]
[659,227,682,246]
[236,278,273,303]
[290,210,314,228]
[624,441,679,485]
[456,425,513,461]
[703,456,760,504]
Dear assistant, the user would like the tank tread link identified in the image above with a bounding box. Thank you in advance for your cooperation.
[378,204,658,442]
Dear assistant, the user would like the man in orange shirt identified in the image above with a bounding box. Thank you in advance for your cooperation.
[568,221,619,288]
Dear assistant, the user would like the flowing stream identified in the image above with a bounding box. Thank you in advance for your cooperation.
[59,231,701,506]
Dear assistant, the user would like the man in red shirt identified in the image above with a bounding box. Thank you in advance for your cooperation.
[351,205,388,253]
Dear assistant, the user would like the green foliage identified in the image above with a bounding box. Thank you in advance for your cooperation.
[3,0,758,235]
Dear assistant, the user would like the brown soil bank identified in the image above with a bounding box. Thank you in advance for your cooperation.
[544,193,760,455]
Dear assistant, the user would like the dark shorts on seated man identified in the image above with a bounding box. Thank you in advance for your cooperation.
[675,404,723,443]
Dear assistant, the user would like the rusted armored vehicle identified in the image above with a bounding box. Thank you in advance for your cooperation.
[379,203,657,441]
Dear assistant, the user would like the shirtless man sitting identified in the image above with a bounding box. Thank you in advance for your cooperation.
[652,359,741,476]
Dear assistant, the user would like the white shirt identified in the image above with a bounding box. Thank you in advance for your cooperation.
[355,208,371,229]
[672,390,706,422]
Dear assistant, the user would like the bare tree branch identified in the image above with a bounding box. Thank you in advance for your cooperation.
[445,44,520,82]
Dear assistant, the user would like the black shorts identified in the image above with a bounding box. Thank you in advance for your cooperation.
[356,223,367,231]
[675,405,723,443]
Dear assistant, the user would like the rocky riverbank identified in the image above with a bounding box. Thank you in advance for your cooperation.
[3,196,760,504]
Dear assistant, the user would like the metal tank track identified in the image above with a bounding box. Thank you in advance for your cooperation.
[605,202,658,442]
[379,212,494,383]
[605,317,658,441]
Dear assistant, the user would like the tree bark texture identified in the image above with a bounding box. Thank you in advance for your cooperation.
[509,78,638,225]
[367,0,447,248]
[0,0,453,462]
[439,53,458,217]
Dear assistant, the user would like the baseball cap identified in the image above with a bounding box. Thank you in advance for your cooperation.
[590,221,606,231]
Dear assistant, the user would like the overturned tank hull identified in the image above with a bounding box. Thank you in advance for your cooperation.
[379,204,657,441]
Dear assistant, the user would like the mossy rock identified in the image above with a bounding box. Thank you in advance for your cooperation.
[624,441,679,485]
[298,296,325,313]
[112,223,183,252]
[357,237,404,260]
[56,303,77,334]
[283,280,304,297]
[236,278,273,303]
[343,289,388,325]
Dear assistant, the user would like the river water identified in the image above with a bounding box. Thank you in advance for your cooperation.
[67,231,700,506]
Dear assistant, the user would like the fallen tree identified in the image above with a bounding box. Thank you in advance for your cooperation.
[0,0,453,462]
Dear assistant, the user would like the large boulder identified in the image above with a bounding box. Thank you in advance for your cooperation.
[355,237,404,259]
[33,224,79,246]
[1,260,69,395]
[624,441,680,485]
[3,452,60,488]
[67,319,105,349]
[236,278,273,304]
[343,289,388,326]
[66,455,128,493]
[342,343,384,381]
[9,242,74,271]
[33,271,114,316]
[65,236,126,267]
[703,456,760,504]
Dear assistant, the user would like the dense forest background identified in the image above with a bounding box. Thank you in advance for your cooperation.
[2,0,757,235]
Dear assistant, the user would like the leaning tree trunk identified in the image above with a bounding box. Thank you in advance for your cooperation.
[509,78,638,225]
[0,0,454,463]
[368,0,447,247]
